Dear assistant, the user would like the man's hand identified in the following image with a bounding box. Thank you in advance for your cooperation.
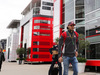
[58,57,63,63]
[75,51,78,57]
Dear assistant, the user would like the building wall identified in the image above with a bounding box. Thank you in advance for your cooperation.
[20,0,53,47]
[85,0,100,61]
[40,0,53,16]
[20,9,33,26]
[53,0,60,42]
[22,19,32,48]
[29,16,53,62]
[20,0,53,62]
[6,33,19,61]
[65,0,75,27]
[53,0,85,42]
[85,0,100,32]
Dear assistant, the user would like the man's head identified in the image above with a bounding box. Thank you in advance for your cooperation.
[67,21,75,31]
[0,48,2,52]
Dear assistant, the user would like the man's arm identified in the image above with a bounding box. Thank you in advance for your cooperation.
[58,35,64,58]
[75,36,79,57]
[2,52,5,61]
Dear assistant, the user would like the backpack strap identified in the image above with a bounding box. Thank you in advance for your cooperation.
[61,31,67,43]
[74,31,79,42]
[61,31,78,43]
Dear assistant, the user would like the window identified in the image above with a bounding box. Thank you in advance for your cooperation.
[33,8,40,15]
[76,0,84,6]
[85,18,100,30]
[86,9,100,22]
[34,20,50,24]
[95,0,100,9]
[76,20,85,25]
[65,0,74,22]
[42,1,53,6]
[34,26,40,29]
[33,42,39,45]
[34,26,50,30]
[34,20,39,23]
[63,0,65,5]
[76,6,84,18]
[87,44,100,59]
[40,20,50,24]
[86,28,100,36]
[42,6,51,10]
[33,48,38,52]
[33,55,38,58]
[34,32,39,36]
[85,0,95,14]
[76,27,85,35]
[33,1,41,7]
[62,12,65,23]
[40,33,50,36]
[33,32,50,36]
[40,32,50,36]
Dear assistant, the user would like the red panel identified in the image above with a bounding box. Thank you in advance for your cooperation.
[31,52,52,62]
[32,36,52,40]
[33,17,53,21]
[31,46,52,48]
[20,26,24,48]
[40,26,50,30]
[86,60,100,66]
[39,42,50,45]
[39,48,49,52]
[29,58,52,62]
[39,55,49,58]
[29,16,53,62]
[60,0,63,36]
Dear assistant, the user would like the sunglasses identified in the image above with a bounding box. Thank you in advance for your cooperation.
[70,25,75,26]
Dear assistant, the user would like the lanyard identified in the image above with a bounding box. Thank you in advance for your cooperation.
[68,31,74,45]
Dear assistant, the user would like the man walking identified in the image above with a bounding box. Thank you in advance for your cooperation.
[58,21,79,75]
[0,48,5,71]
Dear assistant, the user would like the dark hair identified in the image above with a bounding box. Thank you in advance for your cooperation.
[67,27,69,29]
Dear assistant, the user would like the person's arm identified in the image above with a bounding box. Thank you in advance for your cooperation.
[58,35,64,58]
[49,47,53,54]
[76,39,79,52]
[75,35,79,57]
[2,52,5,61]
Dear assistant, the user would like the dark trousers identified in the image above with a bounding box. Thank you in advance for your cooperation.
[48,58,62,75]
[0,62,2,70]
[19,60,22,64]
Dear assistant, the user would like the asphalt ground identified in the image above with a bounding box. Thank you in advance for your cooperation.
[0,62,100,75]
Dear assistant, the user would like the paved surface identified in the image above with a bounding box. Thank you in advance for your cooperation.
[0,62,100,75]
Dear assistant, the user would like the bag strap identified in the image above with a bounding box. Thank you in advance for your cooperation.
[74,31,79,42]
[61,31,67,43]
[61,31,78,43]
